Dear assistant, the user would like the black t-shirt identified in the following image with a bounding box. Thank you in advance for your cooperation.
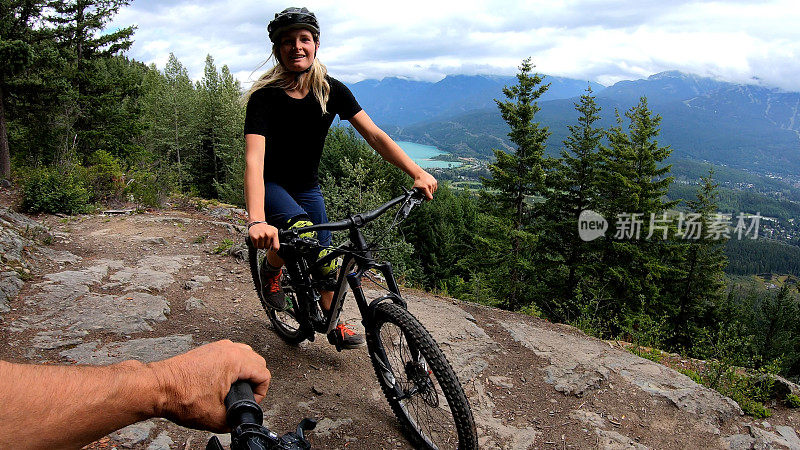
[244,76,362,190]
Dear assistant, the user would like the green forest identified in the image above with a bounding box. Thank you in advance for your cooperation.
[3,0,799,415]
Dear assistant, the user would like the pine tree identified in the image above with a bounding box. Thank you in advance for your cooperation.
[0,0,50,178]
[669,170,728,350]
[481,57,550,309]
[212,64,246,204]
[593,97,675,335]
[187,55,246,201]
[401,183,481,291]
[540,86,604,321]
[162,54,196,192]
[191,55,224,198]
[47,0,136,160]
[139,53,198,192]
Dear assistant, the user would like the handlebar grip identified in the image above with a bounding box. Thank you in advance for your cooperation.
[225,380,255,409]
[225,381,264,428]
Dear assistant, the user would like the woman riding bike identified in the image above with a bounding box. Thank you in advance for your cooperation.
[244,7,437,349]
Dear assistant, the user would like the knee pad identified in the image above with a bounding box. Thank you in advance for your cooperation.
[287,215,338,280]
[317,247,339,277]
[287,216,315,239]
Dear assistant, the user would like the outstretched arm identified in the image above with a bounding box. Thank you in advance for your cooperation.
[348,110,438,199]
[0,340,271,449]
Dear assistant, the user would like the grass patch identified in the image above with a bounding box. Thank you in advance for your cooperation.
[677,367,703,385]
[213,238,234,254]
[628,346,664,363]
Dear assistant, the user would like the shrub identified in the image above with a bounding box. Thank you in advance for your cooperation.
[677,367,703,385]
[785,393,800,408]
[124,168,175,208]
[82,150,125,202]
[629,346,664,363]
[21,166,91,214]
[700,359,778,418]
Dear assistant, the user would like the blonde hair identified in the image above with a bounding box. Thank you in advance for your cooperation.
[242,38,330,115]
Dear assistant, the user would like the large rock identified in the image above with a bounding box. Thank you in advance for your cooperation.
[111,420,155,447]
[109,255,198,292]
[726,423,800,449]
[500,320,742,427]
[33,291,170,336]
[147,431,174,450]
[0,271,23,313]
[0,227,28,267]
[0,207,51,243]
[769,374,800,399]
[0,208,56,315]
[11,259,172,347]
[60,335,194,365]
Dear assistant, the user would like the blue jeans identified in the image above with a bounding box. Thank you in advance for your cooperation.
[264,182,331,247]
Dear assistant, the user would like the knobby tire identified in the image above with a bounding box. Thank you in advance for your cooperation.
[368,302,478,450]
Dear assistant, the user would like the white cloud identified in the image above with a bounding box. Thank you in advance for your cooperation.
[111,0,800,91]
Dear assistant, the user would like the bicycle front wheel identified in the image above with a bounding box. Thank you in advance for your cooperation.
[368,302,477,450]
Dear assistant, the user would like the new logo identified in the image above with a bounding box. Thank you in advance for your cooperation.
[578,210,607,241]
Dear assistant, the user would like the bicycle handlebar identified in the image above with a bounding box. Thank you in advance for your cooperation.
[225,381,263,428]
[206,381,315,450]
[279,187,425,242]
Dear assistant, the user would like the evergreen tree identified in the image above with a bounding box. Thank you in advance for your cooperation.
[191,55,225,198]
[401,183,481,291]
[668,170,728,349]
[593,97,675,335]
[320,126,406,199]
[78,55,146,158]
[212,64,246,205]
[481,57,550,309]
[0,0,50,178]
[163,54,195,191]
[139,54,197,192]
[540,86,604,321]
[47,0,136,161]
[319,126,412,273]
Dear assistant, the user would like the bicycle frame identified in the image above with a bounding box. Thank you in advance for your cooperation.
[280,224,407,338]
[269,188,423,340]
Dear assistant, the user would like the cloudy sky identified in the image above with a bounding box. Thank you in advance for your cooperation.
[110,0,800,91]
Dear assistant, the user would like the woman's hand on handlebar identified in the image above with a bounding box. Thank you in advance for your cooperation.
[249,222,280,251]
[413,170,438,200]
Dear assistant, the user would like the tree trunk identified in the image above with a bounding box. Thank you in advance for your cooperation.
[174,104,182,191]
[510,233,520,308]
[0,85,10,180]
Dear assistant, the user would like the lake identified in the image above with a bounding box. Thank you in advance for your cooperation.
[396,141,462,169]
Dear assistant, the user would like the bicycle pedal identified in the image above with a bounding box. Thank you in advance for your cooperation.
[326,332,343,352]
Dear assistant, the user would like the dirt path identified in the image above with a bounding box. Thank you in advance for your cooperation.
[1,205,799,449]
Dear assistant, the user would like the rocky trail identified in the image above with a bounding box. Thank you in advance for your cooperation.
[1,199,799,449]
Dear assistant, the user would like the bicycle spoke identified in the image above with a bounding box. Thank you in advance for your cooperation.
[377,321,459,448]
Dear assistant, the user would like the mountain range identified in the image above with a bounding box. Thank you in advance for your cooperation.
[348,74,605,127]
[345,71,800,178]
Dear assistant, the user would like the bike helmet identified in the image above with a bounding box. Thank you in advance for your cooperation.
[268,7,320,43]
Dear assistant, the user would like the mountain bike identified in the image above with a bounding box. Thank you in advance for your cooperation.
[245,188,478,450]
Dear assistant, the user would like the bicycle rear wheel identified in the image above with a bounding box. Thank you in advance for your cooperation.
[247,243,305,344]
[368,302,477,450]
